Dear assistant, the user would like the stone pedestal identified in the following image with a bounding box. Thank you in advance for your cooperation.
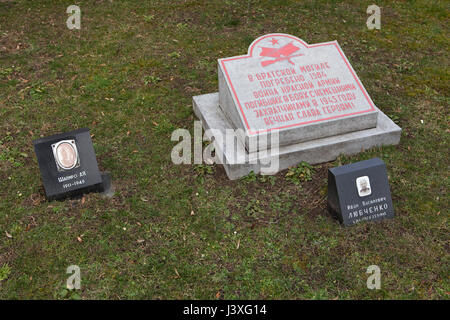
[193,34,401,180]
[194,93,401,180]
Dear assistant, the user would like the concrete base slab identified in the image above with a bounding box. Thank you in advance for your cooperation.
[193,93,401,180]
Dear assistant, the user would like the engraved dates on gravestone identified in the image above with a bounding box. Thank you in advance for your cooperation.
[327,158,395,226]
[218,33,379,151]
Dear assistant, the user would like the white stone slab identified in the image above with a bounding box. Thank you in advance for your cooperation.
[218,33,379,151]
[193,93,401,180]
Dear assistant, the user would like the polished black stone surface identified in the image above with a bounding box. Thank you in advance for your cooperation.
[328,158,395,226]
[33,128,103,201]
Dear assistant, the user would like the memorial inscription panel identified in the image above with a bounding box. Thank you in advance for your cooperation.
[327,158,395,226]
[33,128,104,201]
[219,33,379,151]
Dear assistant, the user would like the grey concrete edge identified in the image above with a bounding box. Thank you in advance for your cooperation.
[193,92,401,180]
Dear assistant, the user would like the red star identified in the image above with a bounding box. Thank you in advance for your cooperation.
[270,38,279,46]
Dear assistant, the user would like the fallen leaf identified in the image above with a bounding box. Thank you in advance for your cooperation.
[141,197,149,202]
[215,291,221,299]
[174,268,180,278]
[137,239,145,243]
[31,194,41,206]
[6,231,12,238]
[77,236,82,242]
[236,239,240,249]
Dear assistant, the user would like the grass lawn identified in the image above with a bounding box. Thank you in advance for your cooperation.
[0,0,448,299]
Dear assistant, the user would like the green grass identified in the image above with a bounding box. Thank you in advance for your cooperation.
[0,0,449,299]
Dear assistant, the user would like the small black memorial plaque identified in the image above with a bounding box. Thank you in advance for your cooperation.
[327,158,395,226]
[33,128,104,201]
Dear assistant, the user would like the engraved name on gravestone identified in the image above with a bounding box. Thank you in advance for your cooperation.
[327,158,395,226]
[33,128,104,201]
[218,33,379,151]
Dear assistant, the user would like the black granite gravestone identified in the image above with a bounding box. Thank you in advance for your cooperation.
[327,158,395,226]
[33,128,105,201]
